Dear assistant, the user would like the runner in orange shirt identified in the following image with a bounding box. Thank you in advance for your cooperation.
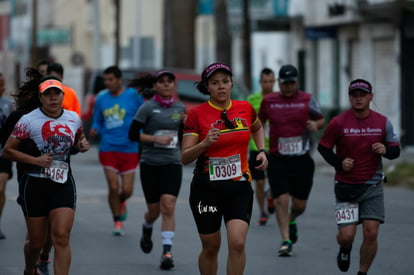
[47,63,81,116]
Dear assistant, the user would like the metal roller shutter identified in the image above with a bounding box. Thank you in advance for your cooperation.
[372,39,400,135]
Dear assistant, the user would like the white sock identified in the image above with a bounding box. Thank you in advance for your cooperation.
[161,231,174,245]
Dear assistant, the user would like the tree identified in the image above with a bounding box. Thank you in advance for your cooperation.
[214,0,232,65]
[163,0,198,69]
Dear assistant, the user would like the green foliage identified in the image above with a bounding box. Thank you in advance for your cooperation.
[385,162,414,189]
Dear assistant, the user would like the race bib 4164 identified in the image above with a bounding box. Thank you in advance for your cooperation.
[40,160,69,184]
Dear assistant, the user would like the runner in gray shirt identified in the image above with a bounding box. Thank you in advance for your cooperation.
[129,70,185,270]
[134,99,184,165]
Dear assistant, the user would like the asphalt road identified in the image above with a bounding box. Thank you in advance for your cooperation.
[1,145,413,274]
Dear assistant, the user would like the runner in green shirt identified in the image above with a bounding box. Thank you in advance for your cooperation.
[247,68,275,225]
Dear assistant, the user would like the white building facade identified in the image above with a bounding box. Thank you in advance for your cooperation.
[258,0,414,146]
[2,0,413,146]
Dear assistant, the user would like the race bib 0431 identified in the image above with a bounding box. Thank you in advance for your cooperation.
[335,202,359,225]
[278,136,303,155]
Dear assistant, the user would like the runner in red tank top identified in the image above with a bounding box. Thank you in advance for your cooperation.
[182,62,268,275]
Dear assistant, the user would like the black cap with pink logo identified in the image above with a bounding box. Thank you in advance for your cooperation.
[348,79,372,94]
[202,63,232,80]
[155,70,175,81]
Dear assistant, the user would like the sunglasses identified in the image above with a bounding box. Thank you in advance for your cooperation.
[221,110,236,129]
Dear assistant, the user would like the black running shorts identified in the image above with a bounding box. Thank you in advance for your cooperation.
[0,156,13,179]
[248,151,266,180]
[140,162,182,204]
[267,154,315,200]
[19,174,76,217]
[189,174,253,235]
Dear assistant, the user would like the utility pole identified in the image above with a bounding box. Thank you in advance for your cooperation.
[30,0,38,66]
[93,0,101,69]
[114,0,121,66]
[242,0,252,91]
[132,0,141,68]
[214,0,231,65]
[163,0,197,68]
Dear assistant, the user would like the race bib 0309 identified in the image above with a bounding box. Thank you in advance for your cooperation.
[209,154,242,181]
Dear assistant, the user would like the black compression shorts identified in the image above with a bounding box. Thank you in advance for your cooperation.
[267,154,315,200]
[18,174,76,217]
[248,151,266,180]
[140,162,182,204]
[189,174,253,235]
[0,156,13,179]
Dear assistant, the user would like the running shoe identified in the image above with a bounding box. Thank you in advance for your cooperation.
[37,259,50,275]
[24,267,40,275]
[337,245,352,272]
[140,225,153,253]
[160,251,174,270]
[258,212,268,226]
[120,201,127,222]
[267,195,275,214]
[289,221,298,244]
[278,240,293,257]
[0,228,5,239]
[113,221,123,236]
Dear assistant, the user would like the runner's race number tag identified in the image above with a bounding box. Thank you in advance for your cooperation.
[209,154,242,181]
[41,160,69,184]
[278,136,303,155]
[154,130,178,149]
[335,202,359,225]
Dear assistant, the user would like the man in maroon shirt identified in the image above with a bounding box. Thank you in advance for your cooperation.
[318,78,400,275]
[259,64,325,256]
